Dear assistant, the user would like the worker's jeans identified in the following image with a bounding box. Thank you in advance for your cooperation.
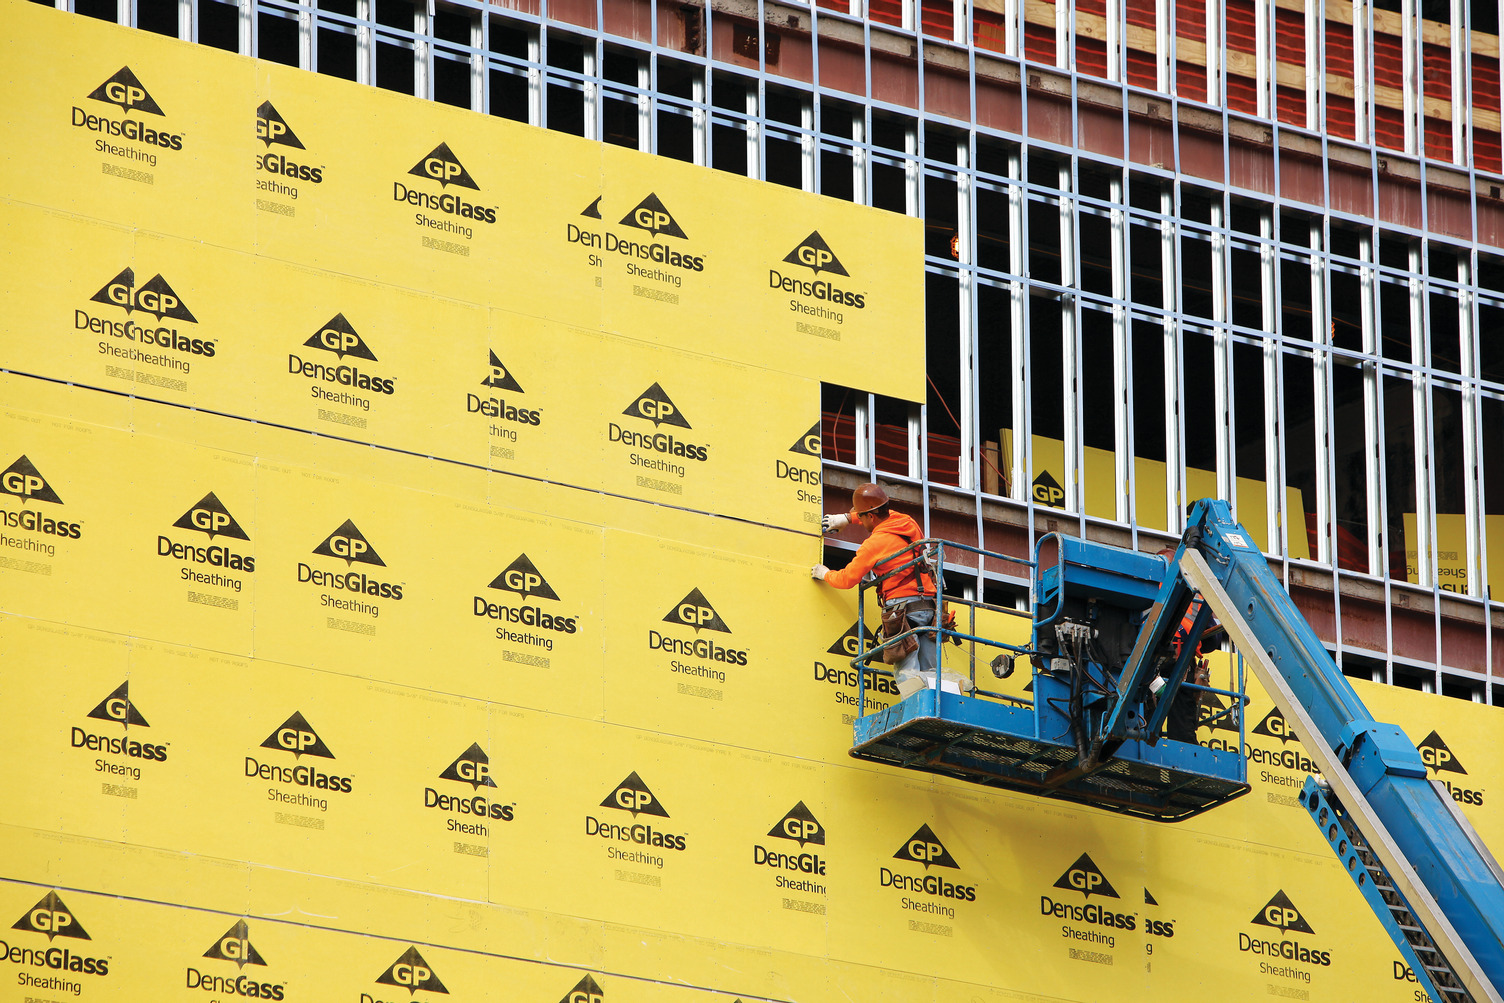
[893,606,938,692]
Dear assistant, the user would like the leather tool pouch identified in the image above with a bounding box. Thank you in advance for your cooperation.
[879,600,927,664]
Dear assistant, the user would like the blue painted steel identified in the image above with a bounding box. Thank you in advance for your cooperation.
[1036,534,1166,615]
[848,532,1250,820]
[850,684,1246,819]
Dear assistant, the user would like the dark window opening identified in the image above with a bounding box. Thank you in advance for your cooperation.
[1379,232,1411,270]
[1180,232,1214,318]
[926,270,963,486]
[1379,279,1414,362]
[1390,663,1431,692]
[766,89,804,126]
[821,103,855,143]
[75,0,116,22]
[657,108,695,163]
[1332,362,1372,571]
[318,27,358,80]
[1078,210,1112,296]
[1384,372,1419,581]
[1433,386,1467,515]
[434,8,471,44]
[376,0,413,29]
[1077,162,1115,203]
[604,49,638,85]
[1080,307,1116,453]
[1329,266,1363,353]
[1230,243,1264,330]
[1182,329,1218,472]
[1180,187,1214,225]
[137,0,178,37]
[1130,317,1168,533]
[821,382,862,466]
[1428,246,1458,283]
[1481,301,1504,384]
[1080,310,1117,514]
[1430,290,1462,374]
[489,20,530,59]
[548,36,586,73]
[1027,152,1060,188]
[1441,675,1481,701]
[1341,651,1387,683]
[1282,351,1318,555]
[1230,201,1264,237]
[200,0,239,52]
[1027,196,1062,286]
[820,149,854,202]
[1130,221,1164,307]
[712,123,748,176]
[489,68,529,122]
[1473,0,1499,34]
[1132,320,1167,464]
[1029,294,1065,442]
[871,160,906,214]
[1481,397,1504,552]
[924,125,959,165]
[765,136,802,189]
[603,95,639,149]
[376,39,414,93]
[925,173,958,260]
[657,58,697,100]
[1233,339,1268,486]
[978,281,1013,496]
[1280,253,1313,342]
[874,393,913,478]
[712,73,748,110]
[976,187,1011,275]
[872,113,910,154]
[976,136,1014,182]
[434,56,471,108]
[259,12,300,67]
[547,82,585,136]
[1129,177,1161,212]
[1329,223,1362,260]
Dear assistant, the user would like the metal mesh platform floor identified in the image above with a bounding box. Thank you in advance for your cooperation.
[852,711,1249,822]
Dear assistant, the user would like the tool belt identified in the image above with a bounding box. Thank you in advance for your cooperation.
[878,598,932,664]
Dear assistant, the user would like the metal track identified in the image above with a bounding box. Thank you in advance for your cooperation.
[1305,780,1474,1003]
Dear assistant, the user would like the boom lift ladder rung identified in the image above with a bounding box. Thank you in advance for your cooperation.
[1305,781,1475,1003]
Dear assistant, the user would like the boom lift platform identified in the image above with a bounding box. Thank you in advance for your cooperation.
[847,499,1504,1003]
[848,531,1249,822]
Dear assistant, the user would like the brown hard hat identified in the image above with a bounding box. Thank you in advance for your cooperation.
[851,482,889,515]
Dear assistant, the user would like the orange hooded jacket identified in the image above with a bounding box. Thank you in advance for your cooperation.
[821,511,933,600]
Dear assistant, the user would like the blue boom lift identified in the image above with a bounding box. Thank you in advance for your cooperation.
[847,498,1504,1003]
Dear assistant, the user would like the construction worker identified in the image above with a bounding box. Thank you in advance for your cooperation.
[1154,548,1213,742]
[812,483,938,695]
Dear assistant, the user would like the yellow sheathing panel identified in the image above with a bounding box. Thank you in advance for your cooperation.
[0,1,922,401]
[0,13,256,250]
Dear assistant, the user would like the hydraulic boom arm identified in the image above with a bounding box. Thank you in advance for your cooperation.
[1174,500,1504,1003]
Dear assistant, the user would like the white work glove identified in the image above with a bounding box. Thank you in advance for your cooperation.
[821,513,850,533]
[811,564,829,581]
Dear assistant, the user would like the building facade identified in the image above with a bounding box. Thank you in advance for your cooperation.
[51,0,1504,700]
